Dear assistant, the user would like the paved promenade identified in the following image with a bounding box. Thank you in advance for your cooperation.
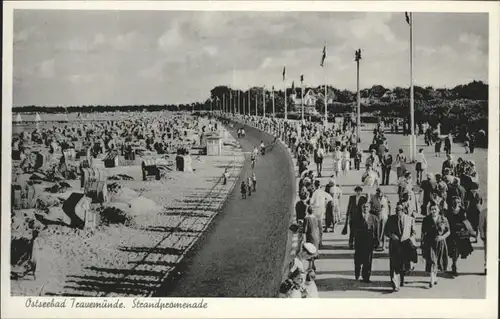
[307,127,486,298]
[167,122,295,297]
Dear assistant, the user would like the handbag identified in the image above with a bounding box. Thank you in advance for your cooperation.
[457,219,476,238]
[402,238,418,263]
[341,223,348,235]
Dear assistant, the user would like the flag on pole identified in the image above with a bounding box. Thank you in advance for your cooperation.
[300,74,304,83]
[282,66,286,81]
[320,45,327,67]
[405,12,411,25]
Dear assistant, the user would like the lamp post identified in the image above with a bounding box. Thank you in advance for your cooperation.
[355,49,362,144]
[272,86,275,117]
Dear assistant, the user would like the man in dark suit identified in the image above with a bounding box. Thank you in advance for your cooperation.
[354,203,379,283]
[446,177,466,209]
[345,186,367,249]
[385,204,417,292]
[295,196,309,224]
[420,173,438,216]
[381,149,393,185]
[441,154,455,176]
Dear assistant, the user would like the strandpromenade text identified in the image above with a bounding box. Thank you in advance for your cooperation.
[25,298,208,310]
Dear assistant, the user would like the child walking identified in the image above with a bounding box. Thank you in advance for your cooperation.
[252,172,257,192]
[247,176,252,196]
[241,181,248,199]
[464,140,470,154]
[222,168,229,185]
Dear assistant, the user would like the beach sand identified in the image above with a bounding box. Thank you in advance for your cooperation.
[10,118,244,297]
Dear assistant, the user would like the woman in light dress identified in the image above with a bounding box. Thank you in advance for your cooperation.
[362,163,380,197]
[415,148,428,184]
[341,147,351,176]
[332,146,342,178]
[327,179,343,233]
[395,148,407,179]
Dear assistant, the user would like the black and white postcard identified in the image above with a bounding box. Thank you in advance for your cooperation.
[2,1,499,318]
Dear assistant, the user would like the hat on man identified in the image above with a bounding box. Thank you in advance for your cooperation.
[302,242,317,256]
[354,186,363,192]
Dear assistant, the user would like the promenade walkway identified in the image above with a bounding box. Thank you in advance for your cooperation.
[307,126,486,298]
[168,121,294,297]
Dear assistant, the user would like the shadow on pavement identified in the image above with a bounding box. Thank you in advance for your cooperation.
[118,246,184,255]
[141,226,202,234]
[316,269,431,277]
[319,252,390,260]
[321,245,352,250]
[315,277,393,294]
[322,238,350,243]
[61,268,164,296]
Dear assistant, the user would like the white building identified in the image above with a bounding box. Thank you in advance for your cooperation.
[290,89,318,107]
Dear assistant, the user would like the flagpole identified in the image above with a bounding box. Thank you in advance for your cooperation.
[355,49,361,144]
[262,86,266,117]
[285,85,288,120]
[410,12,415,162]
[247,88,252,115]
[230,90,233,115]
[284,66,288,121]
[255,89,258,116]
[324,42,328,127]
[254,88,257,116]
[272,87,275,117]
[301,78,304,122]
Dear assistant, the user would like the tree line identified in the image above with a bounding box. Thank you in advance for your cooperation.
[13,81,488,122]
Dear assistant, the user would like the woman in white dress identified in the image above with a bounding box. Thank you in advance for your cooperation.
[415,148,428,184]
[362,163,380,197]
[327,179,343,232]
[341,147,350,176]
[332,146,342,178]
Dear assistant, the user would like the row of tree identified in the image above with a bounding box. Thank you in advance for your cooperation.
[13,81,488,121]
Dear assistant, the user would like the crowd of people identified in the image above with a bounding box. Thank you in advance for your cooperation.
[222,113,486,298]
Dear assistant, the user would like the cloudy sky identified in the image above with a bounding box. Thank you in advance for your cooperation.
[12,10,488,107]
